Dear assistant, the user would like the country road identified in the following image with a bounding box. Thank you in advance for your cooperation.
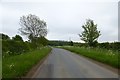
[32,48,118,78]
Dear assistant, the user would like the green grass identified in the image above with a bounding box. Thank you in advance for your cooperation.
[0,40,2,79]
[2,47,52,78]
[0,59,1,79]
[60,46,119,69]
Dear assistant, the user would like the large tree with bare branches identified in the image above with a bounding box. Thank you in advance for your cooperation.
[19,14,47,43]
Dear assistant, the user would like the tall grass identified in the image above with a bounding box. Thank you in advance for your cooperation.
[0,59,1,79]
[0,39,2,79]
[61,46,119,69]
[2,47,52,78]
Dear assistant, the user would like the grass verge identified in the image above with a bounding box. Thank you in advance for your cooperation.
[60,46,119,69]
[0,58,1,79]
[2,47,52,78]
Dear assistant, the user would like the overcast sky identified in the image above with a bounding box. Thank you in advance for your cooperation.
[0,0,119,42]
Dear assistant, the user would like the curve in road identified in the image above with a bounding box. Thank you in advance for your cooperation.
[32,48,118,78]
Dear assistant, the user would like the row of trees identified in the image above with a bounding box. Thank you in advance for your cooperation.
[1,33,48,57]
[74,42,120,51]
[2,13,119,56]
[19,14,118,49]
[48,40,73,46]
[19,14,100,47]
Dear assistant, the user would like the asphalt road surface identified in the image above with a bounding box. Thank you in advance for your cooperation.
[32,48,118,78]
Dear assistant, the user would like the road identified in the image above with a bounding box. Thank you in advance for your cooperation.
[32,48,118,78]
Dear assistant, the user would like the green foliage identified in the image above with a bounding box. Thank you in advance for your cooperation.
[48,40,71,46]
[2,47,52,78]
[98,42,120,51]
[61,46,119,68]
[37,36,48,46]
[79,19,101,47]
[1,33,10,40]
[2,33,49,57]
[28,36,48,49]
[73,42,120,51]
[2,33,30,57]
[70,41,73,46]
[2,40,29,56]
[12,35,23,42]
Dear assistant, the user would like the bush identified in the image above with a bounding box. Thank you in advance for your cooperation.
[98,42,120,51]
[2,40,30,56]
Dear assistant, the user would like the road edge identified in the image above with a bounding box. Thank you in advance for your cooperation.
[23,48,52,78]
[60,48,119,74]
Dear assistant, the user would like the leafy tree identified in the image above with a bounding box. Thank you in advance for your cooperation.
[1,33,10,40]
[70,41,73,46]
[79,19,101,47]
[12,35,23,42]
[19,14,47,43]
[37,36,48,46]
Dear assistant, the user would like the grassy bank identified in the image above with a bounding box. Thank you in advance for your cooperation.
[0,59,1,79]
[2,47,52,78]
[0,40,2,79]
[61,46,119,69]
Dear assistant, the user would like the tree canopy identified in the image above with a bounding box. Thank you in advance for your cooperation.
[12,35,23,42]
[79,19,101,47]
[1,33,10,40]
[19,14,47,42]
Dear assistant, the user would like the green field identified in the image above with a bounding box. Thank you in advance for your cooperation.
[61,46,119,69]
[2,47,52,78]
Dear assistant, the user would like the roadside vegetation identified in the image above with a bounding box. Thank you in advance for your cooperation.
[0,59,1,79]
[2,14,50,78]
[61,46,119,69]
[59,19,120,69]
[2,13,120,78]
[0,39,2,79]
[2,47,51,78]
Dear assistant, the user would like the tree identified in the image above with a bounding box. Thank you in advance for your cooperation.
[1,33,10,40]
[70,41,73,46]
[79,19,101,47]
[19,14,47,43]
[12,35,23,42]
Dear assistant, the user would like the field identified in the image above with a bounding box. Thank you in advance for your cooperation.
[2,47,52,78]
[61,46,119,69]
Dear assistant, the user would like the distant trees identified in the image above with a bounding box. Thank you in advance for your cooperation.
[19,14,48,48]
[79,19,101,47]
[70,41,73,46]
[48,40,73,46]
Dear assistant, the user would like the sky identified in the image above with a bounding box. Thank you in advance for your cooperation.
[0,0,119,42]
